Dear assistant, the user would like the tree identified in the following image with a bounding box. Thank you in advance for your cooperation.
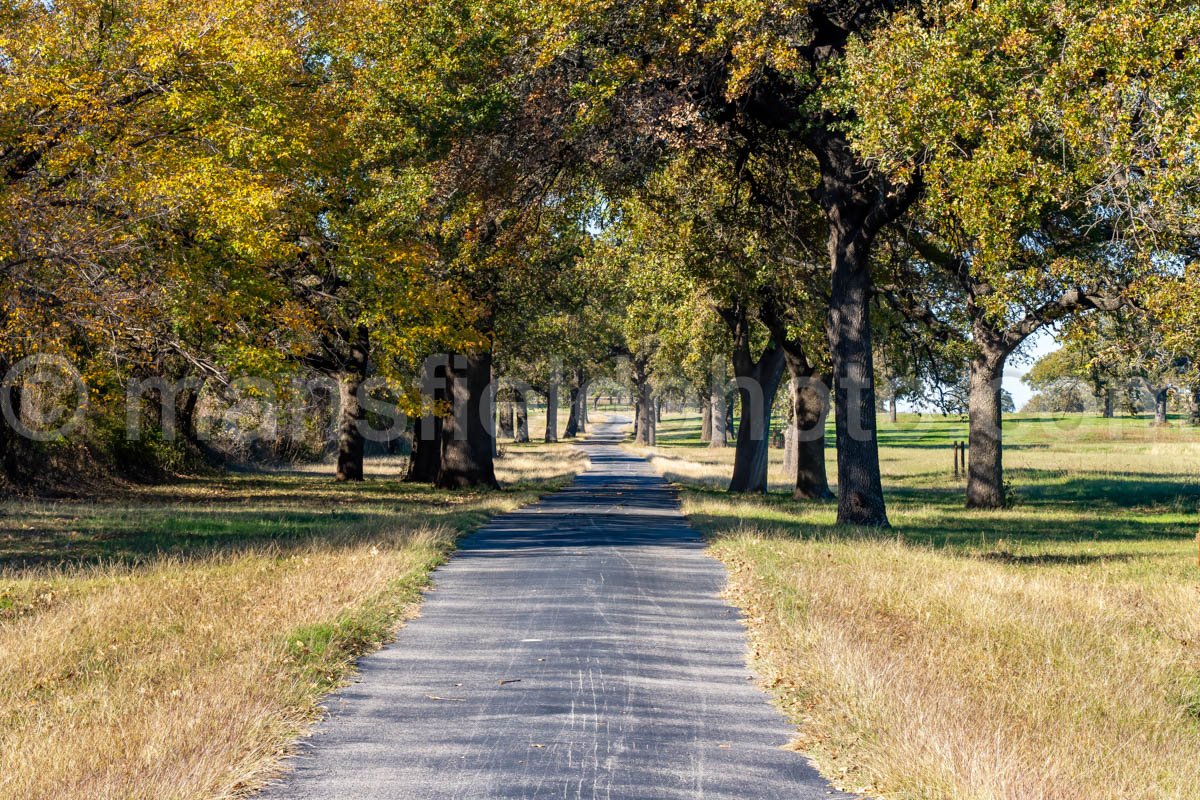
[840,0,1200,507]
[600,152,833,495]
[410,1,925,522]
[0,0,368,482]
[1065,307,1193,426]
[1022,347,1104,414]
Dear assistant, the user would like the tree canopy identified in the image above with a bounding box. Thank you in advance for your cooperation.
[1,0,1198,519]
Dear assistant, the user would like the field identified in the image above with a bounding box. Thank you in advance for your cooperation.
[0,442,585,800]
[637,412,1200,800]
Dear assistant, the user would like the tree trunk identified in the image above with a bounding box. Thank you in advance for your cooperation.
[719,305,787,495]
[173,377,205,447]
[1190,387,1200,427]
[0,355,27,484]
[175,377,224,465]
[727,347,785,494]
[336,372,365,481]
[498,399,515,438]
[1154,387,1169,426]
[406,357,444,482]
[514,388,530,443]
[700,392,713,442]
[635,374,655,445]
[785,368,834,501]
[1103,387,1115,419]
[437,350,499,489]
[335,326,369,482]
[406,416,443,481]
[727,399,735,439]
[888,395,898,424]
[544,377,559,443]
[577,371,589,432]
[709,386,727,448]
[564,383,581,438]
[826,229,888,525]
[966,353,1006,509]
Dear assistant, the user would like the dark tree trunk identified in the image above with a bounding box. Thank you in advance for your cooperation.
[784,365,834,501]
[700,392,713,442]
[406,357,444,482]
[709,386,727,448]
[406,416,442,481]
[635,375,655,445]
[437,350,499,489]
[825,227,888,525]
[1190,387,1200,427]
[656,399,663,423]
[727,348,785,494]
[335,326,369,482]
[577,371,589,432]
[0,356,28,484]
[1103,387,1115,419]
[888,395,898,424]
[498,399,515,438]
[564,382,581,438]
[966,352,1006,509]
[175,377,224,465]
[721,307,786,494]
[1154,387,1169,426]
[513,388,530,443]
[544,377,559,443]
[177,380,202,445]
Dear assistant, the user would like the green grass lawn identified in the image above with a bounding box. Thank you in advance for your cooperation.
[639,412,1200,799]
[649,411,1200,547]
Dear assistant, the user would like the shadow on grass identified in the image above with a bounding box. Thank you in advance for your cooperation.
[0,473,570,571]
[689,501,1196,552]
[1009,471,1200,510]
[881,469,1199,511]
[974,551,1148,566]
[681,473,1198,554]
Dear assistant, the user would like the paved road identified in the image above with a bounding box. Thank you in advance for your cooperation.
[261,420,852,800]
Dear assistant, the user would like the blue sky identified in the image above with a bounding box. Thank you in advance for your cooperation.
[1005,328,1057,410]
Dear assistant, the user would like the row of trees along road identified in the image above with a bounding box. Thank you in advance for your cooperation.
[1,0,1198,526]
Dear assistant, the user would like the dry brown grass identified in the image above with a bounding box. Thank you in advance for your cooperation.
[0,446,585,800]
[285,440,586,484]
[641,412,1200,799]
[712,529,1200,800]
[2,529,448,800]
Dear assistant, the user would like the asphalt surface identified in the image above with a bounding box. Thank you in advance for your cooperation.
[260,419,853,800]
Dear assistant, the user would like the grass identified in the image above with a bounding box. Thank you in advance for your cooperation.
[638,411,1200,800]
[0,442,586,800]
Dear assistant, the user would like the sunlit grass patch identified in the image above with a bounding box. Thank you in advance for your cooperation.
[0,444,584,800]
[645,412,1200,799]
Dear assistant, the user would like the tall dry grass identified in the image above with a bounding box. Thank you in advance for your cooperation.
[2,528,449,800]
[0,447,585,800]
[711,528,1200,799]
[644,410,1200,800]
